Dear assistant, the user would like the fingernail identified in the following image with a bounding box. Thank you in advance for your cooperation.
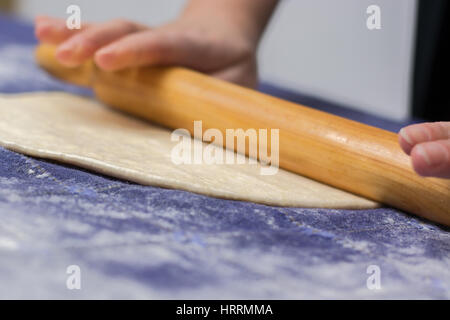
[57,41,76,56]
[399,128,413,145]
[97,46,116,59]
[95,47,118,69]
[416,143,449,167]
[56,42,84,67]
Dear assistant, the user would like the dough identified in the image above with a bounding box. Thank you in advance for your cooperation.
[0,92,378,209]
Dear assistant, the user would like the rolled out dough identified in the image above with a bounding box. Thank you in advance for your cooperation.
[0,92,378,209]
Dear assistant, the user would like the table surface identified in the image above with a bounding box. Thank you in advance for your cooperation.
[0,14,448,299]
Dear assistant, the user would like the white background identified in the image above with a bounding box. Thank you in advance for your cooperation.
[16,0,417,120]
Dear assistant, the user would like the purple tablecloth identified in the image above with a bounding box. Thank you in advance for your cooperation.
[0,14,448,299]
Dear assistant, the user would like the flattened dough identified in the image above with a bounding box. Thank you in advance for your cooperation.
[0,92,378,209]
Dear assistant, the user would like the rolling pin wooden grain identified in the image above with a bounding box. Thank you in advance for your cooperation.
[35,44,450,226]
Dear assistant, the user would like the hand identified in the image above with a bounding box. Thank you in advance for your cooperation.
[35,15,258,88]
[399,122,450,179]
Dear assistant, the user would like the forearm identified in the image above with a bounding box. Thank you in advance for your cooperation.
[180,0,279,47]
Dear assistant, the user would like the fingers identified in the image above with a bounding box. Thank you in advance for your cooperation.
[94,27,248,72]
[37,17,256,87]
[55,19,146,67]
[94,29,200,71]
[399,122,450,155]
[410,139,450,179]
[36,17,258,86]
[35,16,88,45]
[399,122,450,178]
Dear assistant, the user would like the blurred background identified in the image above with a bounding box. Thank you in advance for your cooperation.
[0,0,417,121]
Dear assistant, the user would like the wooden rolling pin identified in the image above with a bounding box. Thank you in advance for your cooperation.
[35,44,450,226]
